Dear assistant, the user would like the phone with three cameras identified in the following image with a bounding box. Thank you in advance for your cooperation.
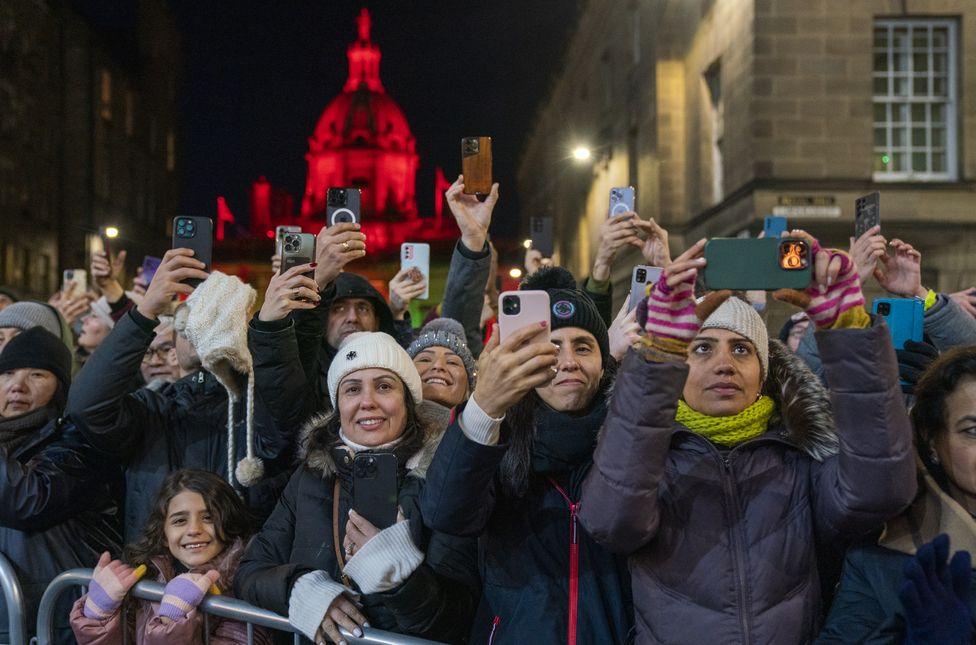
[703,237,811,291]
[171,216,213,287]
[275,225,301,258]
[401,243,430,300]
[629,265,664,313]
[855,191,880,239]
[326,188,362,227]
[281,232,316,280]
[872,297,923,350]
[609,186,636,219]
[498,290,551,344]
[461,136,492,195]
[353,453,398,530]
[529,216,554,257]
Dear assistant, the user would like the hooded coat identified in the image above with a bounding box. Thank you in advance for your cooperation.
[234,413,479,644]
[580,322,917,644]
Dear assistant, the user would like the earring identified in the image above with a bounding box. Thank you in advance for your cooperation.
[929,449,941,465]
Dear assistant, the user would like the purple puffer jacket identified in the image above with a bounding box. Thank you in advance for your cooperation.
[580,322,917,644]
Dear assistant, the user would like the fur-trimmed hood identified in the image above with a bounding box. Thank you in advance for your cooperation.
[297,400,451,480]
[763,338,838,461]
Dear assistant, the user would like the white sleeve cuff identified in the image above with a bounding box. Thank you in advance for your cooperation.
[343,521,424,594]
[459,396,504,445]
[288,570,357,641]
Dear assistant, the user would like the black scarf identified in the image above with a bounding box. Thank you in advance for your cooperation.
[531,394,607,477]
[0,405,59,454]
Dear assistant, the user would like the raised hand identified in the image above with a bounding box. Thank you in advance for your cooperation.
[632,217,672,268]
[91,249,127,301]
[84,551,147,620]
[314,223,366,289]
[592,213,643,281]
[950,288,976,318]
[471,322,559,418]
[446,175,499,252]
[849,225,886,285]
[258,263,321,322]
[875,238,927,299]
[388,267,427,320]
[524,248,552,277]
[136,249,209,321]
[608,300,641,361]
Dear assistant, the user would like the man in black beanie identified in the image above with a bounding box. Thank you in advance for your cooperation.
[0,327,121,644]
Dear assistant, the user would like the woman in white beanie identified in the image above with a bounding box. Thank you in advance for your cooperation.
[235,331,477,645]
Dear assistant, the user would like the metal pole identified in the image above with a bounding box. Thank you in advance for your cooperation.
[0,552,27,645]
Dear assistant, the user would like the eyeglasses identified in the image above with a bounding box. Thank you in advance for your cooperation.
[143,344,176,362]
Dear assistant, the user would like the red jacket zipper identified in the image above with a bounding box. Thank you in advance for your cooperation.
[488,615,500,644]
[549,478,579,645]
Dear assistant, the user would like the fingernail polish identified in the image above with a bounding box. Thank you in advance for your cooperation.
[539,321,548,327]
[310,263,318,268]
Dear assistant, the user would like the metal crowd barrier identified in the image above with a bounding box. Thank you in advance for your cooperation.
[0,552,27,645]
[36,569,442,645]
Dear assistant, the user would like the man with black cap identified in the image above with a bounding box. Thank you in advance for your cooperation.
[0,327,122,644]
[420,266,632,644]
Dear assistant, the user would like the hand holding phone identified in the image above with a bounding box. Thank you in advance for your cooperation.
[498,290,550,344]
[62,269,88,299]
[171,217,213,287]
[855,192,881,239]
[137,249,209,320]
[629,265,664,312]
[703,237,811,291]
[141,256,162,286]
[609,187,636,218]
[400,243,430,300]
[353,453,398,530]
[873,297,923,349]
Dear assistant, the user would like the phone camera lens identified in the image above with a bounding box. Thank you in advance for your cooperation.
[502,295,521,316]
[636,269,646,281]
[878,302,891,316]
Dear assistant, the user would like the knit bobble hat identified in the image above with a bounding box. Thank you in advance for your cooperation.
[328,332,423,408]
[700,296,769,378]
[521,266,610,366]
[407,318,477,388]
[0,327,72,391]
[183,272,262,488]
[0,301,62,339]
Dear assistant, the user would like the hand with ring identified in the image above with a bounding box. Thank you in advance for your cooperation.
[258,262,321,322]
[314,223,367,289]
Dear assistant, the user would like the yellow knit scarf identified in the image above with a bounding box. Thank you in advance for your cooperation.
[676,396,776,447]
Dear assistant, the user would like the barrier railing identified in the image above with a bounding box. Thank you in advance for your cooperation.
[0,552,27,645]
[36,569,442,645]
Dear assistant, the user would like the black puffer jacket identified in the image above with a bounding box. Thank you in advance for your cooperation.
[420,393,633,645]
[66,310,291,541]
[235,413,479,644]
[0,415,122,644]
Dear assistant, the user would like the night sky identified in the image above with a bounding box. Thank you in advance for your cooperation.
[170,0,582,240]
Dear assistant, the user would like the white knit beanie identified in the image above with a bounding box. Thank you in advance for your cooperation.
[328,332,423,408]
[183,272,263,488]
[700,297,769,378]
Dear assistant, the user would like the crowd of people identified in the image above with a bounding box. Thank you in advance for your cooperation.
[2,173,976,644]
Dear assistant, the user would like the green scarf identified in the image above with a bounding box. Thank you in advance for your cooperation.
[676,395,776,447]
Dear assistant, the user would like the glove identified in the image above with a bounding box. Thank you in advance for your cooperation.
[900,533,973,645]
[774,236,867,329]
[83,552,147,620]
[642,271,700,343]
[156,570,221,620]
[896,339,939,393]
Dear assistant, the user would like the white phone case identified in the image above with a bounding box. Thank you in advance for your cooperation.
[63,269,87,298]
[498,290,550,344]
[401,243,430,300]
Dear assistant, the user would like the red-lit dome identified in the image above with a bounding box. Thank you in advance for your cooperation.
[309,86,416,155]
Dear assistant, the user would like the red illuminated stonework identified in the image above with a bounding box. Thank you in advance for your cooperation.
[244,8,457,256]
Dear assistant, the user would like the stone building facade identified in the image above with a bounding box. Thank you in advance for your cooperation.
[0,0,180,298]
[518,0,976,326]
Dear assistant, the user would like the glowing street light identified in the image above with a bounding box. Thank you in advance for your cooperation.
[104,226,119,238]
[509,268,523,279]
[523,239,533,249]
[572,146,592,162]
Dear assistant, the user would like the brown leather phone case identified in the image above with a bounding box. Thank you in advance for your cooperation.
[461,136,492,195]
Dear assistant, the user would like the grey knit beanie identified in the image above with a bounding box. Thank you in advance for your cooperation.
[0,301,63,339]
[407,318,477,388]
[700,297,769,378]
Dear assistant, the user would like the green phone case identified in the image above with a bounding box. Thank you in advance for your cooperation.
[703,237,812,291]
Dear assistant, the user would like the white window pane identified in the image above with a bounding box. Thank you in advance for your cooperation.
[912,152,926,170]
[931,104,945,124]
[933,53,947,73]
[894,52,909,71]
[933,76,947,96]
[912,29,930,48]
[874,128,888,146]
[932,28,947,48]
[932,128,945,147]
[911,104,926,123]
[894,77,909,96]
[874,53,888,71]
[873,76,888,95]
[894,28,909,49]
[891,153,906,171]
[913,53,928,72]
[892,127,907,146]
[913,76,928,96]
[875,103,889,122]
[894,103,910,123]
[932,152,946,172]
[874,28,889,48]
[912,128,926,146]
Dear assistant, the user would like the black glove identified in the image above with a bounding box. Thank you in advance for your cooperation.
[896,339,939,393]
[900,533,973,644]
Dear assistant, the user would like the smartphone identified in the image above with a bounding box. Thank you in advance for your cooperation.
[326,188,362,227]
[703,237,812,291]
[281,233,316,279]
[461,136,492,195]
[141,256,162,286]
[873,297,924,350]
[763,216,788,238]
[353,453,398,530]
[609,186,636,218]
[62,269,87,298]
[401,242,430,300]
[855,191,881,239]
[530,216,555,257]
[498,290,551,344]
[629,265,664,313]
[275,225,301,257]
[171,216,213,288]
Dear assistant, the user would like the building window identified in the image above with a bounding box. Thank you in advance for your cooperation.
[873,19,957,181]
[99,69,112,121]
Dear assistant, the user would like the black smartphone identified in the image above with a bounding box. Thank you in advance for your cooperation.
[171,216,213,287]
[530,216,554,257]
[352,453,398,530]
[326,188,362,226]
[281,233,316,278]
[854,192,880,239]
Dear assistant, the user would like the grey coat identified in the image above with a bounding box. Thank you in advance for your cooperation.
[579,322,917,644]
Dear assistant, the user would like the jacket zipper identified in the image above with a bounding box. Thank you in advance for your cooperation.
[488,616,500,644]
[549,477,579,645]
[721,456,752,645]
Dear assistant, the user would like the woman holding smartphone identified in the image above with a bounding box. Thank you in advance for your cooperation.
[235,331,477,645]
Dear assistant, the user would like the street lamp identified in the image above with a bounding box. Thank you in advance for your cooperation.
[104,226,119,239]
[522,239,532,249]
[509,268,523,279]
[572,146,592,162]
